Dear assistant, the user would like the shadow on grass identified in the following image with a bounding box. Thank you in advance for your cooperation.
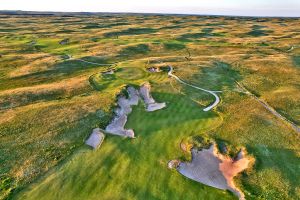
[81,22,129,29]
[190,61,242,91]
[292,56,300,68]
[242,25,274,37]
[118,44,150,56]
[104,27,157,38]
[164,42,186,50]
[177,31,225,42]
[3,58,110,90]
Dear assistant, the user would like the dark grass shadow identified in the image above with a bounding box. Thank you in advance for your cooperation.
[177,31,225,42]
[1,58,110,90]
[81,22,129,29]
[190,61,242,91]
[164,42,186,50]
[118,44,150,56]
[292,56,300,68]
[242,25,274,37]
[246,29,273,37]
[104,27,157,38]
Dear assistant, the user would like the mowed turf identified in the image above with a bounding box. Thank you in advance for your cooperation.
[14,83,237,200]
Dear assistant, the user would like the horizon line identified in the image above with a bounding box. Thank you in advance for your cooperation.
[0,10,299,18]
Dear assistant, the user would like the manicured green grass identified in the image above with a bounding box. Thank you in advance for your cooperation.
[14,83,237,200]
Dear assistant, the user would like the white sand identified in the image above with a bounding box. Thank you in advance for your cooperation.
[105,86,139,138]
[106,84,167,138]
[177,144,250,200]
[85,128,105,149]
[139,82,166,112]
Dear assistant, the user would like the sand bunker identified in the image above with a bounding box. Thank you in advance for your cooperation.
[105,87,139,138]
[147,67,161,73]
[106,83,166,137]
[85,128,105,149]
[176,144,250,200]
[139,82,166,112]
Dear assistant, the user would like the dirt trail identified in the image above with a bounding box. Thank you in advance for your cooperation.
[236,81,300,134]
[168,66,221,111]
[176,144,250,200]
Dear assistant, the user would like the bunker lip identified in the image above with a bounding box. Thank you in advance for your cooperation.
[176,144,250,200]
[139,82,166,112]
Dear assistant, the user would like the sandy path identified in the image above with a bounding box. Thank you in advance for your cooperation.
[236,81,300,134]
[168,66,221,111]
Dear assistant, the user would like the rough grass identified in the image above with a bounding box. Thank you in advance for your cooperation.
[0,14,300,200]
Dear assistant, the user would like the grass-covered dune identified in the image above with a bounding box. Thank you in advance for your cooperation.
[0,14,299,200]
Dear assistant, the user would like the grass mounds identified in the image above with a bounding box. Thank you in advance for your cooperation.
[81,22,129,29]
[104,27,157,38]
[190,61,241,91]
[80,56,111,64]
[0,76,91,109]
[119,44,150,55]
[0,59,103,91]
[164,42,186,50]
[244,25,274,37]
[246,29,273,37]
[177,30,224,41]
[1,14,300,200]
[89,66,148,91]
[177,33,204,41]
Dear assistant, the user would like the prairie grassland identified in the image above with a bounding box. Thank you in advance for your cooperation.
[0,14,299,200]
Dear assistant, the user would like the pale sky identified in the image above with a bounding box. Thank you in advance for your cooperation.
[0,0,300,17]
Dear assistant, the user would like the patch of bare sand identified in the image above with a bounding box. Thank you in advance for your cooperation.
[105,87,139,138]
[176,144,251,200]
[85,128,105,149]
[139,82,166,112]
